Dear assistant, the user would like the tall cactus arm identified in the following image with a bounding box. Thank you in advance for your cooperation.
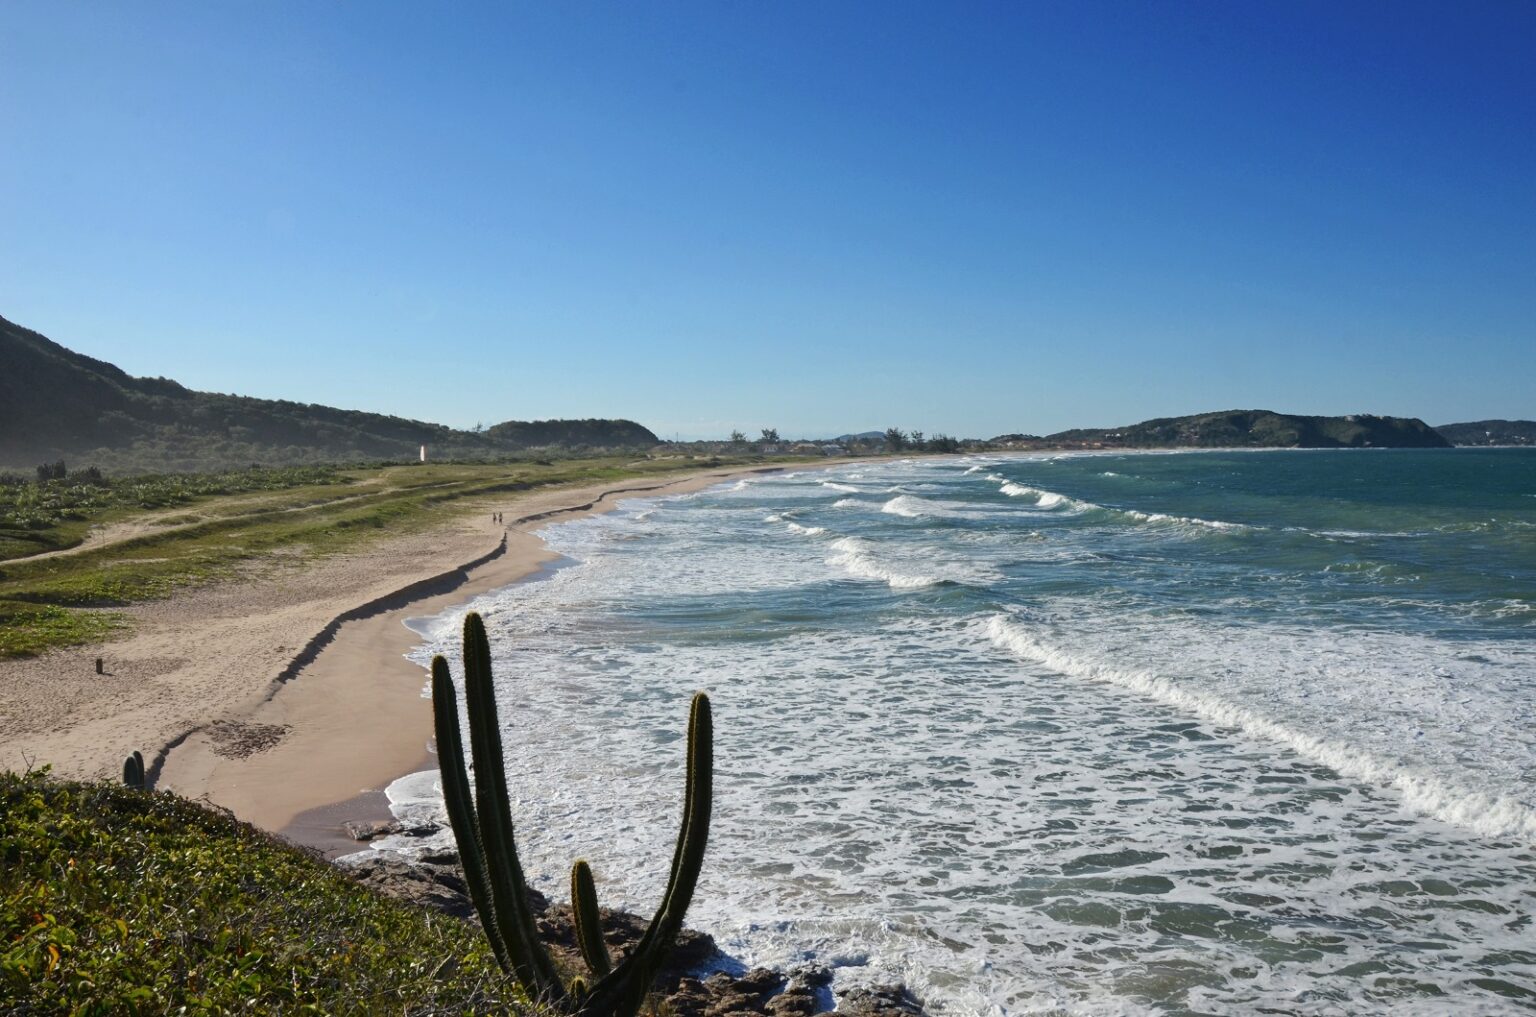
[430,654,510,973]
[584,691,713,1015]
[570,859,612,977]
[461,612,567,999]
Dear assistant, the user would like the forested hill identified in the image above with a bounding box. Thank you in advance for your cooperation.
[1044,410,1451,449]
[0,315,658,472]
[1434,420,1536,446]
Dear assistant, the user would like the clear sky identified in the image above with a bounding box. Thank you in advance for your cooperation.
[2,2,1532,439]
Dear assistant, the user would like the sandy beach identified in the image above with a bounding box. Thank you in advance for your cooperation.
[0,465,778,844]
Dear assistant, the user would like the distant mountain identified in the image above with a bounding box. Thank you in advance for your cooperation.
[0,314,658,472]
[1434,420,1536,446]
[834,431,886,443]
[1041,410,1450,449]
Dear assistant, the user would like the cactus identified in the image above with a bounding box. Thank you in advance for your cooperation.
[570,859,611,977]
[431,611,712,1016]
[122,750,145,789]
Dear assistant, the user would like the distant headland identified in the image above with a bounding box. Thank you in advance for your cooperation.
[1000,408,1451,450]
[3,313,1529,474]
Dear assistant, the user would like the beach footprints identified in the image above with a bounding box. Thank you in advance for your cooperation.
[430,611,712,1016]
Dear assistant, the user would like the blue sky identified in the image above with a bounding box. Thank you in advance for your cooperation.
[2,2,1532,439]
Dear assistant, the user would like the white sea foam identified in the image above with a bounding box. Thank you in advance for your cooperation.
[786,522,827,537]
[828,536,941,588]
[997,482,1091,513]
[822,481,861,493]
[880,495,936,518]
[983,615,1536,844]
[1121,508,1252,531]
[383,451,1536,1015]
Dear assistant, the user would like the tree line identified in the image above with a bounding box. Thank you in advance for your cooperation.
[721,428,959,453]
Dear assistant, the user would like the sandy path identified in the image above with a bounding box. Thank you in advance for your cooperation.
[0,465,783,835]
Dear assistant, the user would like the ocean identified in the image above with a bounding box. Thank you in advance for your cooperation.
[378,448,1536,1015]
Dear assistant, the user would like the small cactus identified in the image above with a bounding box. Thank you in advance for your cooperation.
[431,611,712,1016]
[571,859,611,977]
[122,750,145,789]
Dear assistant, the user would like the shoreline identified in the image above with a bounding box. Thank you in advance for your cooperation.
[159,466,794,841]
[0,461,859,839]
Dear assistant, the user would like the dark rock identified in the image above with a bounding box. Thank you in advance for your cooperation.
[829,984,926,1016]
[767,986,821,1017]
[341,818,440,841]
[397,821,442,838]
[338,853,475,919]
[666,977,714,1017]
[342,819,397,841]
[334,854,929,1016]
[735,968,787,995]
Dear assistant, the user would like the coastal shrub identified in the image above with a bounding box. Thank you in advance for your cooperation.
[432,612,712,1015]
[0,769,524,1015]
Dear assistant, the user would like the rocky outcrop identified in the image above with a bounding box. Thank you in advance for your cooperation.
[339,849,927,1017]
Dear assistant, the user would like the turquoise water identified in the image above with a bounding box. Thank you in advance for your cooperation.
[390,449,1536,1015]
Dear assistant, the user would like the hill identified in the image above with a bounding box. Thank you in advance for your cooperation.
[1434,420,1536,446]
[1041,409,1451,449]
[0,314,658,473]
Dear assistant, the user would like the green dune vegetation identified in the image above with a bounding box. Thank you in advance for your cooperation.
[0,454,796,659]
[0,767,519,1015]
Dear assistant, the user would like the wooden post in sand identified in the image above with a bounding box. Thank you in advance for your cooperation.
[95,657,103,674]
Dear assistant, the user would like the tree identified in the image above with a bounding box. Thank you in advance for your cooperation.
[729,430,747,444]
[927,433,960,453]
[883,428,907,451]
[910,430,925,449]
[759,428,780,444]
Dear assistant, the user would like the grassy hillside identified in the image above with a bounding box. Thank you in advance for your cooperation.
[0,769,519,1014]
[1046,409,1450,449]
[1435,419,1536,446]
[0,314,657,473]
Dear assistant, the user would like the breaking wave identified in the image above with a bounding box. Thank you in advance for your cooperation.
[828,536,942,588]
[983,615,1536,844]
